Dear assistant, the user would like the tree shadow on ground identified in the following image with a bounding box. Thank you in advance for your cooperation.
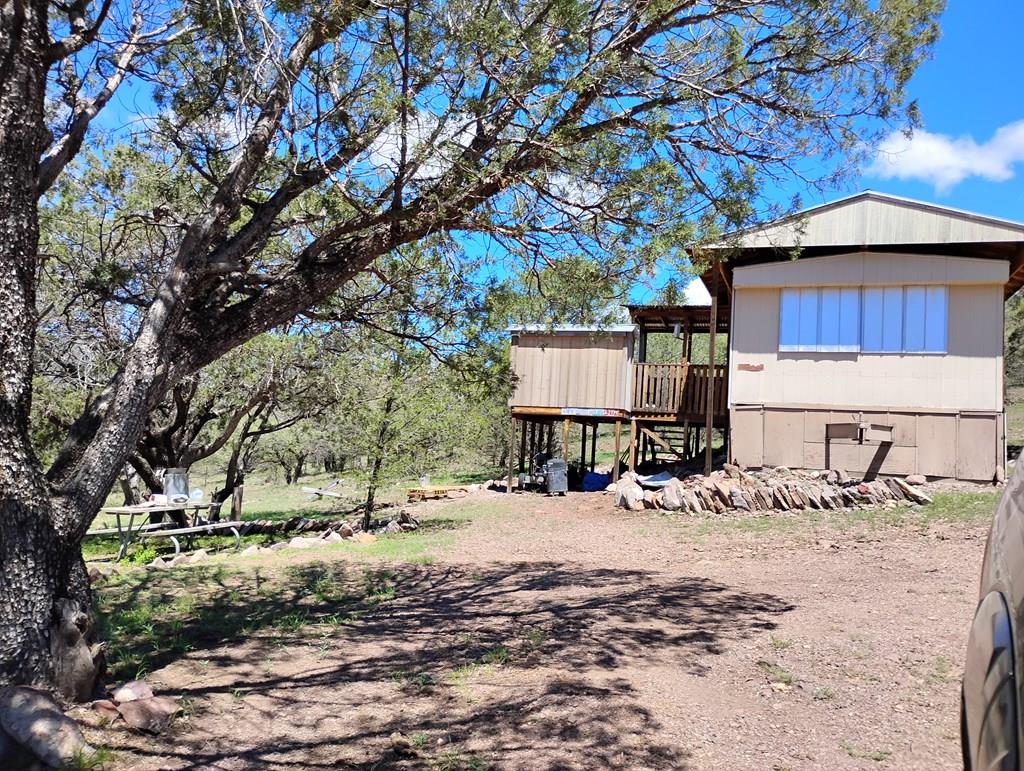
[93,560,794,769]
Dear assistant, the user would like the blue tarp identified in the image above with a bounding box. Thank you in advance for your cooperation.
[581,471,611,492]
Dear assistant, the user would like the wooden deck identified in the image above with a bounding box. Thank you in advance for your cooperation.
[631,363,728,420]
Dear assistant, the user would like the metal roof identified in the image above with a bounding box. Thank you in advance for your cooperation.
[507,324,637,335]
[705,191,1024,250]
[693,191,1024,303]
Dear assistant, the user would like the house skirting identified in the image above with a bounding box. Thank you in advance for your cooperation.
[730,403,1004,482]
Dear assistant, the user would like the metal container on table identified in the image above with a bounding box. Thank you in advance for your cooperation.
[162,468,190,503]
[544,458,568,494]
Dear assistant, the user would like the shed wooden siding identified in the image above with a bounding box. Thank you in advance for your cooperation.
[729,254,1006,413]
[510,332,632,410]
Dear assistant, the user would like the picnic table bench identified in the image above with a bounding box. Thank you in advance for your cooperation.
[87,503,243,561]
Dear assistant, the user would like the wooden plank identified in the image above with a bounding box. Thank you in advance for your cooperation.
[301,486,345,500]
[639,426,684,457]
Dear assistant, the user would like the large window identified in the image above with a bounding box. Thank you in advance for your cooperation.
[779,285,948,354]
[779,287,860,352]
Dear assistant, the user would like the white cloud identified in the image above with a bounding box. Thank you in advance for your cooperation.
[867,120,1024,193]
[683,277,712,305]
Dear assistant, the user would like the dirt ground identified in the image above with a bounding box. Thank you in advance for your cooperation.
[83,490,990,770]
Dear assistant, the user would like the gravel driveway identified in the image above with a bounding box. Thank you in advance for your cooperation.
[90,490,989,770]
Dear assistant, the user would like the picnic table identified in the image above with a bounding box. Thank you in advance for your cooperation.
[89,503,242,561]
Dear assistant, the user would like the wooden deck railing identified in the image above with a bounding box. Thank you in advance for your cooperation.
[631,362,727,417]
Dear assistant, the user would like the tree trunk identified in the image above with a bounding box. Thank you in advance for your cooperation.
[0,0,103,698]
[363,455,383,531]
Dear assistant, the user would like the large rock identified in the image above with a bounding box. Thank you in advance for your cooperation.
[642,490,661,509]
[661,479,686,511]
[0,686,93,767]
[614,479,645,511]
[905,473,927,486]
[116,696,179,733]
[112,680,153,704]
[893,478,933,505]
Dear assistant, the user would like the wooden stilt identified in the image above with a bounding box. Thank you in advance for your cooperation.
[546,422,553,456]
[529,421,538,470]
[580,423,587,469]
[705,257,720,476]
[518,418,528,474]
[613,420,622,482]
[628,420,638,472]
[507,415,517,493]
[562,418,570,461]
[589,423,597,471]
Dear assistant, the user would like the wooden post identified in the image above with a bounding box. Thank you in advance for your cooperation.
[580,423,588,469]
[562,418,570,461]
[613,420,622,482]
[546,422,553,456]
[529,421,538,470]
[705,258,720,476]
[590,424,597,471]
[518,418,528,474]
[628,419,638,472]
[508,415,517,493]
[230,484,244,520]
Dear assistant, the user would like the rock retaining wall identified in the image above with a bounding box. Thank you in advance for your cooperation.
[614,464,933,514]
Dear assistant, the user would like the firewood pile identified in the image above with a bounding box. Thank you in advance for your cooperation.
[614,463,933,513]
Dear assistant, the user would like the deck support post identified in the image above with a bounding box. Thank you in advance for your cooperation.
[628,420,638,472]
[580,423,588,470]
[590,424,597,472]
[519,418,528,474]
[613,420,622,482]
[529,421,538,471]
[508,415,517,493]
[562,418,570,461]
[704,257,720,476]
[546,422,553,456]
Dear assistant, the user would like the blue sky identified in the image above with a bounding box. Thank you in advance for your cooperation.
[848,0,1024,221]
[681,1,1024,305]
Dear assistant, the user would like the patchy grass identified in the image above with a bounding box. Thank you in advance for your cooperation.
[841,741,892,763]
[96,561,401,682]
[756,660,794,686]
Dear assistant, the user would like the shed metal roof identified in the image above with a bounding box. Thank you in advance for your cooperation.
[694,191,1024,304]
[708,191,1024,250]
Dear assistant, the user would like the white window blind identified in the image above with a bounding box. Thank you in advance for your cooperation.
[779,287,860,352]
[780,285,948,354]
[861,285,947,353]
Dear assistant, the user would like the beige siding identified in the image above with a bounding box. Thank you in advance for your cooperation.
[730,406,1002,481]
[729,256,1005,413]
[511,332,632,410]
[727,193,1024,249]
[734,251,1009,289]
